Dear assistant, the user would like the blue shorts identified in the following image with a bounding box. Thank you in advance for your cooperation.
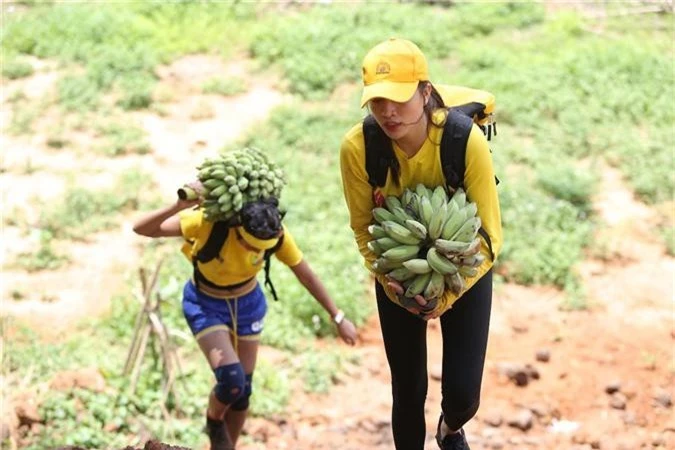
[182,281,268,341]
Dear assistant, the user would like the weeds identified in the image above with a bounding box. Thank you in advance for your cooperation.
[202,77,248,96]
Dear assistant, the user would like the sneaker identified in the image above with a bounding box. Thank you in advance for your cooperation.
[205,416,234,450]
[435,413,471,450]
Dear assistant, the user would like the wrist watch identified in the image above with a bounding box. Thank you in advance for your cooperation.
[333,310,345,325]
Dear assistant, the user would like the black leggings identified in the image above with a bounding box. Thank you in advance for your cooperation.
[375,270,492,450]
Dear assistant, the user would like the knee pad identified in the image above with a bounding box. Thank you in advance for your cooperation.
[213,363,245,405]
[230,373,253,411]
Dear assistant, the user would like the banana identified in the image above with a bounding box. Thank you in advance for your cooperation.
[401,189,414,208]
[385,196,402,212]
[368,224,387,239]
[367,241,383,256]
[382,244,421,262]
[434,238,472,255]
[391,206,414,224]
[408,194,421,219]
[375,237,402,251]
[404,219,428,240]
[459,253,485,268]
[450,187,467,209]
[423,270,445,299]
[209,184,228,198]
[462,201,478,219]
[459,265,478,278]
[372,257,402,274]
[210,169,226,179]
[223,175,237,186]
[373,207,400,225]
[225,166,237,176]
[405,272,432,297]
[440,205,467,240]
[237,177,249,190]
[459,237,482,256]
[202,178,223,190]
[451,216,482,243]
[430,185,448,210]
[387,266,417,282]
[427,202,448,240]
[445,272,465,295]
[426,248,459,275]
[415,183,430,200]
[381,221,423,245]
[217,192,232,206]
[418,196,434,228]
[402,258,432,274]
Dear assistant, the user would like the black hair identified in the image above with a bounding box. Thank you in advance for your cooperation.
[240,197,284,240]
[195,197,284,263]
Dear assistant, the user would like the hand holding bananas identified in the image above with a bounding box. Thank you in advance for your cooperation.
[368,184,485,314]
[178,147,286,222]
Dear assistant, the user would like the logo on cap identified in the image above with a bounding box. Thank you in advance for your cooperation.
[375,62,390,75]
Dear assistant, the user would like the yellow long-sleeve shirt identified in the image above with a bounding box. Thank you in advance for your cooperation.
[179,209,303,287]
[339,107,502,314]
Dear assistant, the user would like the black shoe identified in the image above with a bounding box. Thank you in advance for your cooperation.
[205,416,234,450]
[435,413,471,450]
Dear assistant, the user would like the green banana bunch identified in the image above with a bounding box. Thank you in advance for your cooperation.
[188,147,286,222]
[366,184,488,306]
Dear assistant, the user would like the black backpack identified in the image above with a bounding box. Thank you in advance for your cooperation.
[362,94,498,260]
[191,220,284,301]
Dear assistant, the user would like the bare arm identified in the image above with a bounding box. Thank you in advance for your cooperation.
[132,198,198,238]
[290,259,357,345]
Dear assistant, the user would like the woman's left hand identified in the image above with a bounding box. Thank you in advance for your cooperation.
[386,280,438,318]
[337,319,358,346]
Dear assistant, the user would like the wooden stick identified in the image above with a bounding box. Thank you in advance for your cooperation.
[123,269,152,375]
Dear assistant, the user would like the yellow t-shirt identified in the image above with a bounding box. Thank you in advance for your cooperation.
[179,209,303,287]
[339,101,503,313]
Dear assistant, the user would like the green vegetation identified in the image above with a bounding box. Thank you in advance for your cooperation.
[38,169,158,240]
[14,231,70,272]
[202,76,248,96]
[1,55,34,79]
[95,121,152,156]
[1,2,258,111]
[3,1,672,447]
[250,2,544,99]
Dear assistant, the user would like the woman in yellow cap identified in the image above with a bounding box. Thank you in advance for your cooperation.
[133,193,357,450]
[339,38,502,450]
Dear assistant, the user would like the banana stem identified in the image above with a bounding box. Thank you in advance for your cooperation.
[177,186,198,200]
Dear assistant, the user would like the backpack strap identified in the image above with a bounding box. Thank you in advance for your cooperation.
[440,109,495,261]
[262,234,284,301]
[192,221,231,292]
[439,109,473,191]
[363,115,399,188]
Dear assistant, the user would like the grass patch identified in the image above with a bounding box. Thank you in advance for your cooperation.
[95,122,151,156]
[2,55,34,79]
[249,2,544,99]
[14,231,70,272]
[2,2,259,113]
[202,76,248,96]
[38,169,158,240]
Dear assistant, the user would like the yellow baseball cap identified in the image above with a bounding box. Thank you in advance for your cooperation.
[237,226,280,250]
[360,38,429,108]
